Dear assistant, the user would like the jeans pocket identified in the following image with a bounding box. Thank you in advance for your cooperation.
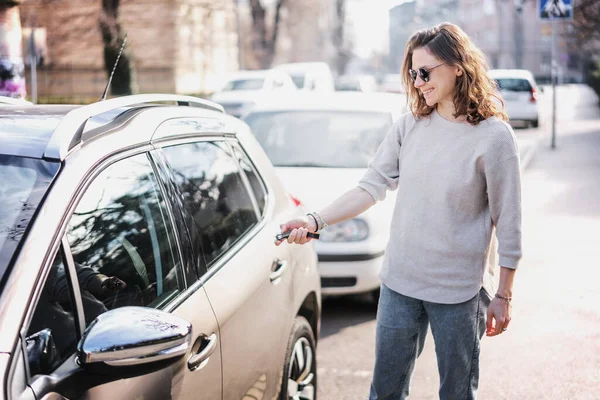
[479,287,492,308]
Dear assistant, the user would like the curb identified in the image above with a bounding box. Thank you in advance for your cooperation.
[519,130,542,171]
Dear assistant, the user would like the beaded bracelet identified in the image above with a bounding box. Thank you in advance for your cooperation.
[495,293,512,306]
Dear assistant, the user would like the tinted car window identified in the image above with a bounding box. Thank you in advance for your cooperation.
[495,78,532,92]
[232,143,267,215]
[26,250,78,376]
[161,141,259,268]
[67,153,184,325]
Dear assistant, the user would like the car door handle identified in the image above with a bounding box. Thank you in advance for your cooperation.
[188,333,217,371]
[270,259,288,282]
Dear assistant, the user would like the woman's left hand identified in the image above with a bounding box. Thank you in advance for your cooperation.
[486,297,511,337]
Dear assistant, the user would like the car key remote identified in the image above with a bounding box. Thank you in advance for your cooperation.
[276,231,320,241]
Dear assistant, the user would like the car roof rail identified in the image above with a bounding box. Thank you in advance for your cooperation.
[44,94,224,160]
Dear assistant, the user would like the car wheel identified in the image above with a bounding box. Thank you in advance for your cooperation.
[280,316,317,400]
[532,119,539,128]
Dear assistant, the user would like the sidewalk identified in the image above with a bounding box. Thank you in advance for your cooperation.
[477,87,600,399]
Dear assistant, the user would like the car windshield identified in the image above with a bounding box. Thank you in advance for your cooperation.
[223,78,265,91]
[495,78,532,92]
[0,155,59,281]
[244,111,393,168]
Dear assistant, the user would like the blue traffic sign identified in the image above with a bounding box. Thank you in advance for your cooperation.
[539,0,573,19]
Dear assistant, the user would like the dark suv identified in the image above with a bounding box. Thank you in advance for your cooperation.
[0,95,320,400]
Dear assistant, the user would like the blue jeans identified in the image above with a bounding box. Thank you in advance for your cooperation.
[369,284,491,400]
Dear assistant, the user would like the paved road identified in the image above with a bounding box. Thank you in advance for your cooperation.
[317,84,600,400]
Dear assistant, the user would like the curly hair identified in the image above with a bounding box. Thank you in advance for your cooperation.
[401,22,508,125]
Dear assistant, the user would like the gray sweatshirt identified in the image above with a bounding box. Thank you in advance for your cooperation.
[358,109,522,304]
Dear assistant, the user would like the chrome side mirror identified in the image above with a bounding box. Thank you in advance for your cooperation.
[77,306,191,368]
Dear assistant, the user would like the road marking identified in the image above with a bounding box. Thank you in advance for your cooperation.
[317,367,373,378]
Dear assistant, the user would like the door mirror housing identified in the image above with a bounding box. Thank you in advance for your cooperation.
[77,306,191,369]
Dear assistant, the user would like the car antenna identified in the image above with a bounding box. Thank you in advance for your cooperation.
[100,33,128,101]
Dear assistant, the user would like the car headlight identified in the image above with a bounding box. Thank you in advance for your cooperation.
[319,218,369,242]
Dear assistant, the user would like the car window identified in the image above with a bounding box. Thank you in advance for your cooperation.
[289,74,305,89]
[67,153,184,326]
[26,250,78,376]
[495,78,532,92]
[0,155,59,285]
[160,141,259,269]
[232,142,267,216]
[244,111,393,168]
[223,79,265,91]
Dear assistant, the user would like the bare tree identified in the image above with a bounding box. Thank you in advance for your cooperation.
[571,0,600,48]
[248,0,285,69]
[99,0,133,95]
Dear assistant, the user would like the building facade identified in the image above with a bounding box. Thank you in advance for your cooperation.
[19,0,240,101]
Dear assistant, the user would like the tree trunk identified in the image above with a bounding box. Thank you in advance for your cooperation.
[249,0,285,69]
[99,0,133,96]
[332,0,351,76]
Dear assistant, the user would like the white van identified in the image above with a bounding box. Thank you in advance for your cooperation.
[274,62,335,92]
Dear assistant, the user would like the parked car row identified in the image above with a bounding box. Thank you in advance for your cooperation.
[210,62,336,118]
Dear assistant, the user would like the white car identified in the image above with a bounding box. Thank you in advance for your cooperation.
[274,62,336,92]
[488,69,541,127]
[335,74,378,92]
[244,92,408,300]
[210,69,297,118]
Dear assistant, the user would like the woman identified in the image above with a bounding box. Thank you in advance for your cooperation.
[276,22,521,399]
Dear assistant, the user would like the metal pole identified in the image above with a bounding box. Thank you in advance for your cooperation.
[551,16,557,149]
[28,27,37,104]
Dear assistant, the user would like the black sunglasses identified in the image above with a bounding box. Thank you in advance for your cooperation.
[409,63,445,82]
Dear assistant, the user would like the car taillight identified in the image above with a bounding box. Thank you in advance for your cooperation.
[530,87,538,103]
[289,194,302,207]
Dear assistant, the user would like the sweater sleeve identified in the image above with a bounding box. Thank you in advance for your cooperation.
[484,128,522,269]
[357,118,402,202]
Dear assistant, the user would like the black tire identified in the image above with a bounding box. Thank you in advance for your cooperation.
[279,316,317,400]
[532,119,539,128]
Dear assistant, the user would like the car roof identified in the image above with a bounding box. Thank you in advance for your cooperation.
[487,69,536,81]
[247,92,407,115]
[0,105,80,158]
[227,70,279,80]
[0,95,226,160]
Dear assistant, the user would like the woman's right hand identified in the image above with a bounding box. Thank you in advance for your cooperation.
[275,215,318,246]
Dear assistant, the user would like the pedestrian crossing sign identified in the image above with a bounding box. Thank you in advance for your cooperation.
[539,0,573,19]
